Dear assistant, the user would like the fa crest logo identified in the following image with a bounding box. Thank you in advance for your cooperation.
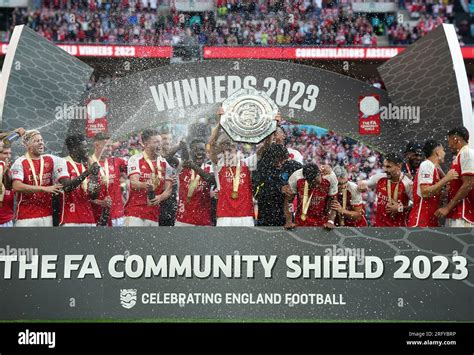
[120,289,137,309]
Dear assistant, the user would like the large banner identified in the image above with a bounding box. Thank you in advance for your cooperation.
[0,24,470,157]
[0,227,472,321]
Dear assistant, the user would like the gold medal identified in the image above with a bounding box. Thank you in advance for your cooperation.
[231,191,239,200]
[301,213,307,221]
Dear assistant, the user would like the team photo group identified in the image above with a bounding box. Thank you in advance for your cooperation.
[0,110,473,229]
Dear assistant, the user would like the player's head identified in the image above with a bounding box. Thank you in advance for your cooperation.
[0,139,12,165]
[404,142,423,169]
[142,129,162,157]
[160,126,173,154]
[93,133,112,159]
[22,130,43,156]
[65,133,88,162]
[333,165,348,191]
[216,132,236,156]
[423,139,445,164]
[303,163,321,186]
[190,138,207,165]
[448,126,469,153]
[263,143,289,169]
[383,152,403,179]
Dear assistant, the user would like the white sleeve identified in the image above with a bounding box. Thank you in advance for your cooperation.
[52,155,69,181]
[418,161,435,185]
[127,155,140,177]
[460,148,474,176]
[10,158,24,182]
[288,148,304,165]
[243,154,258,172]
[366,172,386,188]
[348,182,363,206]
[324,171,338,196]
[403,176,414,203]
[288,169,302,194]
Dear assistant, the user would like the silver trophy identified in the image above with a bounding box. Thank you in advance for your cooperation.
[220,88,279,144]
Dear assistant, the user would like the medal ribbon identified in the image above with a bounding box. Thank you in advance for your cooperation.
[66,156,88,193]
[143,151,162,189]
[187,165,202,201]
[0,164,4,202]
[341,187,347,226]
[227,158,241,196]
[302,181,314,218]
[25,152,44,187]
[387,179,400,204]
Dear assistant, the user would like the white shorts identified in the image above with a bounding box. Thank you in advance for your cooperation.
[216,217,254,227]
[62,223,96,227]
[175,221,197,226]
[0,220,13,227]
[112,217,125,227]
[15,216,53,227]
[124,216,159,227]
[445,218,474,227]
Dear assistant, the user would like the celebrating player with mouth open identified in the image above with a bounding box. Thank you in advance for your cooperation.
[11,130,69,227]
[358,153,413,227]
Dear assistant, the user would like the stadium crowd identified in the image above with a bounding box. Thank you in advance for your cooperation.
[2,0,459,46]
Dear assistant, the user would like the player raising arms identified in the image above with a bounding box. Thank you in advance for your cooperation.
[11,130,68,227]
[407,139,458,227]
[175,138,216,226]
[208,109,256,227]
[358,153,413,227]
[284,163,338,230]
[89,133,127,226]
[124,129,173,226]
[331,166,367,227]
[435,127,474,227]
[60,134,101,226]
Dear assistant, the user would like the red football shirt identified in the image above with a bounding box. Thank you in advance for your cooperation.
[446,145,474,223]
[60,159,96,225]
[366,173,413,227]
[11,154,69,220]
[176,165,212,226]
[289,169,338,227]
[214,160,254,219]
[408,160,441,227]
[335,181,368,227]
[0,161,14,224]
[124,153,172,222]
[91,157,127,223]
